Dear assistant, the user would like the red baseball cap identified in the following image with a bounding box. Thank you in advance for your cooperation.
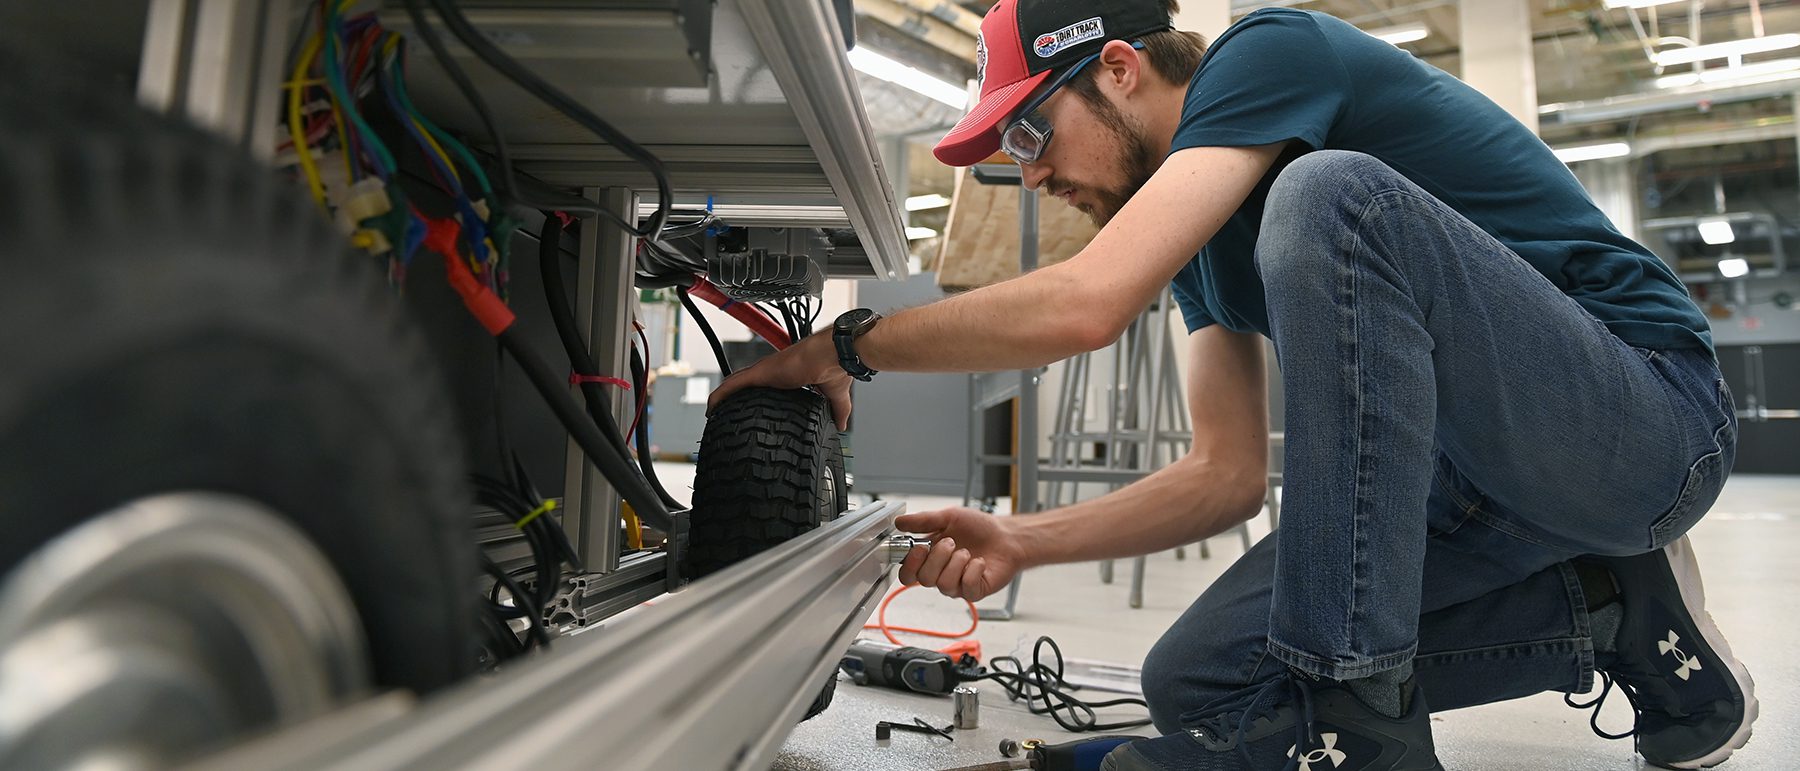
[933,0,1173,167]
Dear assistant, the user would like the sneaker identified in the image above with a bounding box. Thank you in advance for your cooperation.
[1572,536,1758,768]
[1100,672,1443,771]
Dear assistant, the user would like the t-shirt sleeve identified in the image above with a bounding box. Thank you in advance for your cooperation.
[1171,11,1353,153]
[1170,261,1216,333]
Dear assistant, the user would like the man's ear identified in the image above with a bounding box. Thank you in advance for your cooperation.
[1095,39,1144,95]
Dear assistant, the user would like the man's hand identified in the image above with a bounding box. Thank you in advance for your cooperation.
[895,507,1029,602]
[707,332,854,431]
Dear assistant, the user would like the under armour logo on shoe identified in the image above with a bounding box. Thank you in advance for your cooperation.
[1288,732,1348,770]
[1658,630,1703,680]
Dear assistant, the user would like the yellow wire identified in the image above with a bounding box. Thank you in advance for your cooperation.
[621,503,644,550]
[287,34,327,205]
[376,34,461,186]
[515,499,557,530]
[414,117,461,185]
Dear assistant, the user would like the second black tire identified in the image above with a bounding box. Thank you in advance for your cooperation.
[689,386,849,721]
[688,387,848,576]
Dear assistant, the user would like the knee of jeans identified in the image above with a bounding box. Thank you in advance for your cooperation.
[1262,151,1403,229]
[1256,151,1398,282]
[1141,625,1238,734]
[1268,150,1397,208]
[1140,638,1189,733]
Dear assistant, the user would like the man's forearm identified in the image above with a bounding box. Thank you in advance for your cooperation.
[857,261,1123,373]
[1010,453,1267,567]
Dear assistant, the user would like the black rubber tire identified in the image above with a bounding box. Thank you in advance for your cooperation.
[0,47,476,695]
[690,387,849,720]
[689,387,849,576]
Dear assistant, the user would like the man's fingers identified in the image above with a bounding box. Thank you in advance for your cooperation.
[914,537,956,588]
[895,510,949,534]
[706,368,756,416]
[937,549,973,597]
[897,544,928,585]
[960,557,990,602]
[825,383,853,432]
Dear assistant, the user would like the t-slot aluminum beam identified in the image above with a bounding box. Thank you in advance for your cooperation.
[562,187,639,573]
[191,501,906,771]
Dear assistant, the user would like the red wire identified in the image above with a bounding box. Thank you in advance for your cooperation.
[349,23,380,85]
[862,584,979,646]
[687,277,792,349]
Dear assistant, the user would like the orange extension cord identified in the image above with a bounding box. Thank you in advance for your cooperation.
[861,584,983,659]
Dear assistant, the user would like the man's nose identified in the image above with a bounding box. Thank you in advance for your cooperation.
[1019,161,1051,191]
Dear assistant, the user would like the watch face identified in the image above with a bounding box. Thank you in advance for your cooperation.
[837,308,877,333]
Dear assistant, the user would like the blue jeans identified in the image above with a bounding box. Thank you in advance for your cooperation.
[1141,151,1738,732]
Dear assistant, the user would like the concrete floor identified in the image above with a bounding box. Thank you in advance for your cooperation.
[656,464,1798,770]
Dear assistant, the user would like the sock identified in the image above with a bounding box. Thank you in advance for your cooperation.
[1342,662,1413,719]
[1575,561,1619,610]
[1574,561,1623,658]
[1590,602,1623,658]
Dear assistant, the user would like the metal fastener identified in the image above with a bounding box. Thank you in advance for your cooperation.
[886,534,927,564]
[953,686,980,730]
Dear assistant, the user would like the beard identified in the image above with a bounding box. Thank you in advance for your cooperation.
[1077,94,1160,226]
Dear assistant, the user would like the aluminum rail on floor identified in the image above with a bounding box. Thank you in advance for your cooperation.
[194,501,906,771]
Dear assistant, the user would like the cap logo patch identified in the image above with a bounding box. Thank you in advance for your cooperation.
[975,32,988,91]
[1033,17,1104,58]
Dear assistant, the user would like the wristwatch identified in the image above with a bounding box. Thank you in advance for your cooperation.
[832,308,882,382]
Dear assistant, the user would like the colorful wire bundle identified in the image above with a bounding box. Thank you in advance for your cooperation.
[282,0,508,294]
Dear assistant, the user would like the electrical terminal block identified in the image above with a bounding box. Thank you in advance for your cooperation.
[335,178,392,224]
[351,228,394,256]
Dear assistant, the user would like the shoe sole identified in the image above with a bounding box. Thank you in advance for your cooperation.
[1660,536,1758,769]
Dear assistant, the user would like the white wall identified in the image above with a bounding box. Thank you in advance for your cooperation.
[672,279,859,372]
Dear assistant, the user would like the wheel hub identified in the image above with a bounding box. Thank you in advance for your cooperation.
[0,493,370,770]
[819,467,839,522]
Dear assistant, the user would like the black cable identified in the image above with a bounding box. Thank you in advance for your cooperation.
[479,600,525,660]
[628,344,681,509]
[471,474,563,611]
[496,326,675,531]
[537,219,635,462]
[780,300,803,344]
[678,287,731,377]
[424,0,672,236]
[482,557,550,650]
[959,637,1153,733]
[492,343,517,487]
[537,217,685,511]
[400,0,514,201]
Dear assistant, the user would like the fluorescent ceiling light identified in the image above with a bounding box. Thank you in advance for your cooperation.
[905,193,951,211]
[848,47,967,109]
[1654,57,1800,89]
[1553,142,1631,163]
[1653,34,1800,66]
[1698,217,1736,245]
[1367,23,1428,46]
[1604,0,1686,8]
[905,226,939,240]
[1718,257,1750,278]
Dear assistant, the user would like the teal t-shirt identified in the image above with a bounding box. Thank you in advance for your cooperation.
[1169,8,1711,352]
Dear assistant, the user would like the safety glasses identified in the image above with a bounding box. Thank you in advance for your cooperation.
[999,41,1143,166]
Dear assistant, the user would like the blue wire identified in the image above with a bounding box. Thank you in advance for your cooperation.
[322,4,394,180]
[377,41,488,268]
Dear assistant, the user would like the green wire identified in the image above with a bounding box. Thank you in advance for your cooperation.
[389,46,495,201]
[324,2,397,178]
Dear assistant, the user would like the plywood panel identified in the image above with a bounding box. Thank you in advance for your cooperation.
[935,166,1100,291]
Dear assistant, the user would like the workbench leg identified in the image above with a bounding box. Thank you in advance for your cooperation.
[1129,555,1146,609]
